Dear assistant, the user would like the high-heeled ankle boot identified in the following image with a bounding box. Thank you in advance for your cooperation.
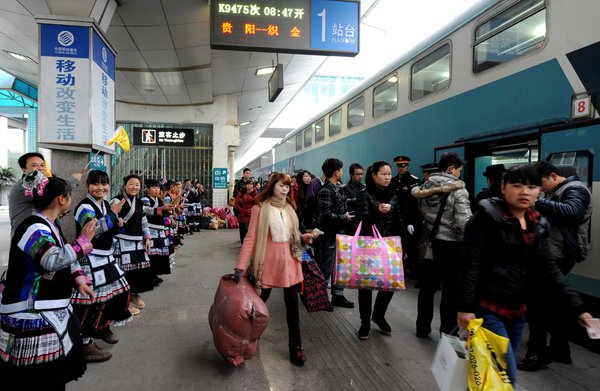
[289,345,306,366]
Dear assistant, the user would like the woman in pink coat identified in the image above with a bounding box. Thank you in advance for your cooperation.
[234,173,319,366]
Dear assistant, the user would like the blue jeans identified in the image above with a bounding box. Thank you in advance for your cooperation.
[480,310,525,385]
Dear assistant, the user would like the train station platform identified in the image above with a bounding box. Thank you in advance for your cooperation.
[60,227,599,391]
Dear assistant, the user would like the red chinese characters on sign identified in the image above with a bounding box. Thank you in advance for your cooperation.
[245,24,256,35]
[221,22,302,39]
[221,22,233,34]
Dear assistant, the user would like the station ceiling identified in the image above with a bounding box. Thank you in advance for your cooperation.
[0,0,490,167]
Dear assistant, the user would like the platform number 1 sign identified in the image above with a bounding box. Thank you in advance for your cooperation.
[572,93,594,119]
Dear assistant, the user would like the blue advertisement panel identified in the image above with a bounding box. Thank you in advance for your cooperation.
[92,31,115,80]
[91,31,115,147]
[39,23,90,144]
[213,168,229,189]
[40,24,89,58]
[310,0,359,54]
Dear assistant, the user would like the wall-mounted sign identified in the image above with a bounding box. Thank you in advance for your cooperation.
[571,92,595,120]
[38,22,116,152]
[132,127,195,147]
[91,31,115,147]
[211,0,359,57]
[213,168,229,189]
[39,24,90,144]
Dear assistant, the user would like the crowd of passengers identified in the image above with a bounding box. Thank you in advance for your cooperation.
[229,154,595,386]
[0,150,596,389]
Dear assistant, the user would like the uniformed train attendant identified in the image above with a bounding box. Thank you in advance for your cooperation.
[73,170,133,363]
[0,174,96,390]
[420,162,438,183]
[389,155,421,277]
[111,175,153,315]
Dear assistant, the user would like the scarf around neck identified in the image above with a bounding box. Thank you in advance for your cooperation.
[251,196,302,293]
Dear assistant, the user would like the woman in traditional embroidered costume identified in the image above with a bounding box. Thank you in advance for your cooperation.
[111,175,153,313]
[0,174,96,389]
[164,180,184,248]
[234,173,320,366]
[142,179,174,284]
[72,170,133,362]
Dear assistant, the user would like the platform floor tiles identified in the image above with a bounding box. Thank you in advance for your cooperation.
[68,229,600,391]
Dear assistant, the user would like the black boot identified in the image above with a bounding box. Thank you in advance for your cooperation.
[289,345,306,366]
[358,324,370,340]
[517,350,551,371]
[550,345,572,364]
[331,295,354,308]
[372,316,391,335]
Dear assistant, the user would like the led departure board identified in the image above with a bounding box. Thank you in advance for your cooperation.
[211,0,359,57]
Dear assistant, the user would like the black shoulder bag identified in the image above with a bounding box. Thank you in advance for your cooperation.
[423,194,450,261]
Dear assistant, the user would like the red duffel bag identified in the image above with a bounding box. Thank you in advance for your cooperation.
[208,274,270,366]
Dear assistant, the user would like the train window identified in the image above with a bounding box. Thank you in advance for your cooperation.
[329,110,342,137]
[411,44,451,101]
[473,0,546,73]
[295,133,302,151]
[347,96,365,129]
[304,126,313,147]
[373,74,398,118]
[546,150,593,188]
[314,119,325,143]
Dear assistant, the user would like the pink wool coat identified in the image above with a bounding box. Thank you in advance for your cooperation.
[236,205,303,288]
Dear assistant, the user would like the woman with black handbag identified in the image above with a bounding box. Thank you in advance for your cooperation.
[232,173,319,366]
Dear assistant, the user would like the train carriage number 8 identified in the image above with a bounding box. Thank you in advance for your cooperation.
[572,94,594,119]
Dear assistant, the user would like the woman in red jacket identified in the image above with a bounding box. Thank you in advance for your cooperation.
[234,180,257,243]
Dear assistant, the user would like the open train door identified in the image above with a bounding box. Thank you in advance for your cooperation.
[436,133,540,203]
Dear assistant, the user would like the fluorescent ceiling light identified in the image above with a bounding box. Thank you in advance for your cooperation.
[255,67,275,76]
[240,121,251,126]
[4,50,37,64]
[236,137,281,171]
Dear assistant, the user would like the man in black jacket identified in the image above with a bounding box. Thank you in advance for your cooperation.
[343,163,365,233]
[473,163,505,212]
[317,158,355,308]
[519,161,592,371]
[233,168,251,198]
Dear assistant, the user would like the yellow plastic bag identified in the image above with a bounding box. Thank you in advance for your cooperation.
[466,318,513,391]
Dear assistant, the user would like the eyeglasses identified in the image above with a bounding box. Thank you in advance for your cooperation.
[396,163,408,167]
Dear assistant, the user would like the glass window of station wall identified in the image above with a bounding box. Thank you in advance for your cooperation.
[473,0,546,73]
[111,123,213,204]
